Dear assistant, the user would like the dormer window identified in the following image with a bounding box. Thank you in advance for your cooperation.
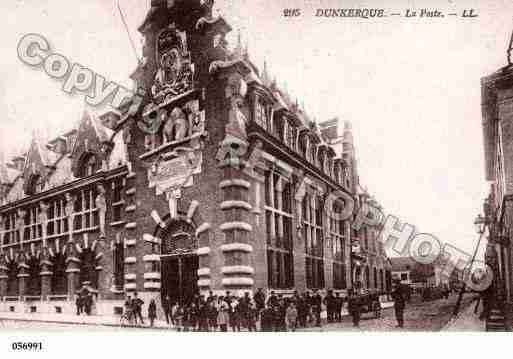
[255,99,266,129]
[273,116,284,141]
[79,153,99,178]
[299,134,308,159]
[26,174,44,195]
[288,124,297,150]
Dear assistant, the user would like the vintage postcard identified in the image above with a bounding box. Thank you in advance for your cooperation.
[0,0,511,357]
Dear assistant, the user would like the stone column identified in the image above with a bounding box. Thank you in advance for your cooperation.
[40,249,52,300]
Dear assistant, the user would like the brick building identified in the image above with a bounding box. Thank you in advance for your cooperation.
[481,38,513,319]
[0,0,387,316]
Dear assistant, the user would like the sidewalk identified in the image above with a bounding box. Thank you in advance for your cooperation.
[443,299,484,331]
[0,301,395,329]
[0,311,171,329]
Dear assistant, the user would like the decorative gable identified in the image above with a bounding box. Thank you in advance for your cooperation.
[22,138,60,195]
[70,111,114,178]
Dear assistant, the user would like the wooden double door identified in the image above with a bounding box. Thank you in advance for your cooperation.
[161,253,199,305]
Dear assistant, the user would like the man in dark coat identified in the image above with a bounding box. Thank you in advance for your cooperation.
[312,291,322,327]
[162,295,172,324]
[325,290,335,323]
[334,292,343,322]
[132,292,145,325]
[348,292,361,327]
[391,282,406,328]
[254,288,266,312]
[75,294,83,316]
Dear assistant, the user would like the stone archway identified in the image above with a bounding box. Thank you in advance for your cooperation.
[158,218,199,305]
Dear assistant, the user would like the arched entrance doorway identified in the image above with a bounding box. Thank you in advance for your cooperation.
[160,220,198,305]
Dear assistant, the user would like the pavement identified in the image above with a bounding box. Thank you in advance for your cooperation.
[0,301,395,330]
[443,298,484,331]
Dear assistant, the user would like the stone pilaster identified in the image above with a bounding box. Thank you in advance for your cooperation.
[18,263,29,297]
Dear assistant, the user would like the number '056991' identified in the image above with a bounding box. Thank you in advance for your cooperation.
[11,342,43,351]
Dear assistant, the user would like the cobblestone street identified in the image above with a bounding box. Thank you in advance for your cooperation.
[300,293,479,332]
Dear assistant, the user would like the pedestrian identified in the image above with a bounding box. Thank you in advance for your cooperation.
[325,289,335,323]
[254,288,266,320]
[297,293,307,328]
[334,292,343,322]
[75,294,83,316]
[162,295,172,325]
[260,305,273,332]
[391,281,406,328]
[217,301,229,332]
[229,297,241,332]
[84,293,93,316]
[148,299,157,327]
[312,291,322,327]
[173,303,184,331]
[208,298,219,331]
[348,292,361,327]
[132,292,145,325]
[285,302,298,332]
[247,302,258,332]
[124,295,133,324]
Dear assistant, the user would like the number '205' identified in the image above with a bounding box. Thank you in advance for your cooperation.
[283,9,301,17]
[12,342,42,351]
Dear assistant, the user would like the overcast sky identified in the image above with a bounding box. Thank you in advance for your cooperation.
[1,0,512,260]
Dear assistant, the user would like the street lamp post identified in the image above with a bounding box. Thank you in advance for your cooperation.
[452,214,487,316]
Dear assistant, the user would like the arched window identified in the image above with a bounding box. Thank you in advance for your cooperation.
[26,257,41,296]
[380,269,384,292]
[79,248,98,289]
[364,266,370,289]
[6,262,18,296]
[78,153,99,178]
[51,253,67,295]
[373,267,378,290]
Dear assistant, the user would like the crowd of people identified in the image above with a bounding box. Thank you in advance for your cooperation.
[118,288,390,331]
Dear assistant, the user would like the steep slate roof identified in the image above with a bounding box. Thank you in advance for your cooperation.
[0,109,128,206]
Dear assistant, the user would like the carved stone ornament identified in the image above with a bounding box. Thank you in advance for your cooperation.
[151,24,194,104]
[147,148,202,196]
[225,74,248,140]
[95,185,107,239]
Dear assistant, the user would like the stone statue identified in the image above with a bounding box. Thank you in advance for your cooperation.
[39,202,49,240]
[163,107,189,142]
[16,209,26,244]
[95,185,107,239]
[225,74,248,140]
[64,193,74,218]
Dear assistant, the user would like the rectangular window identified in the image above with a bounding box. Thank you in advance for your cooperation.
[73,186,98,231]
[304,191,324,289]
[24,207,42,242]
[2,212,18,245]
[265,170,294,289]
[111,178,124,222]
[47,197,68,237]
